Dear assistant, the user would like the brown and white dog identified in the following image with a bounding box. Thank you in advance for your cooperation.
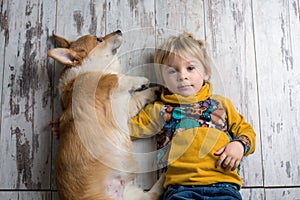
[48,30,164,200]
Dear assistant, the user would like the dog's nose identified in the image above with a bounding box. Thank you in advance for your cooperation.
[115,30,122,36]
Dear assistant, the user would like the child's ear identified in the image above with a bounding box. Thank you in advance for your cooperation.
[47,48,80,66]
[202,71,210,81]
[204,74,210,81]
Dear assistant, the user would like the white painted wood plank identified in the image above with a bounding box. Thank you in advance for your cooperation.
[266,188,300,200]
[204,0,263,186]
[240,188,265,200]
[253,0,300,186]
[237,188,300,200]
[106,0,156,78]
[155,0,205,45]
[0,0,56,189]
[55,0,106,38]
[0,0,8,136]
[0,191,51,200]
[106,0,157,190]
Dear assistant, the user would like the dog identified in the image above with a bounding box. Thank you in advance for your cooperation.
[47,30,164,200]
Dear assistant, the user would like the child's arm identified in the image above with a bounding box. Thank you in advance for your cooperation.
[128,101,165,139]
[215,97,256,171]
[225,98,256,155]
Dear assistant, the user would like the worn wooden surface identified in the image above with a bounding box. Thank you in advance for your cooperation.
[0,0,300,199]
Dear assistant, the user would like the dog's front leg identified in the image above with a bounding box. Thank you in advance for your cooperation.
[129,86,159,118]
[116,75,149,93]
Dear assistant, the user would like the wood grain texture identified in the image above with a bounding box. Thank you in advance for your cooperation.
[253,0,300,186]
[107,0,156,78]
[0,0,56,189]
[0,191,51,200]
[0,0,7,140]
[0,0,299,199]
[55,0,106,37]
[265,188,300,199]
[204,0,263,186]
[240,188,265,200]
[155,0,205,45]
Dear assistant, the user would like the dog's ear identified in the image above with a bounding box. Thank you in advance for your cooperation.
[52,34,72,48]
[48,48,80,66]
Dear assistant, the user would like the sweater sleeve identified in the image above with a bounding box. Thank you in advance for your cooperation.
[223,97,256,156]
[128,101,165,140]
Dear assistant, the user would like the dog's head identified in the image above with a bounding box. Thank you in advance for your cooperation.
[48,30,123,73]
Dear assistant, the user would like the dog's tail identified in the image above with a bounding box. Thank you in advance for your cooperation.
[123,173,165,200]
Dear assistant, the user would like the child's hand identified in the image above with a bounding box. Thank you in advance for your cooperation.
[48,119,60,139]
[214,141,244,171]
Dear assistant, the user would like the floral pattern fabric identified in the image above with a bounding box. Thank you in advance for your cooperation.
[156,98,232,168]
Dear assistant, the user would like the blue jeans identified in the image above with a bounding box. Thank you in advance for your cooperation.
[162,184,242,200]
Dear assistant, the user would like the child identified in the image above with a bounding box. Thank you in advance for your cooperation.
[129,32,256,200]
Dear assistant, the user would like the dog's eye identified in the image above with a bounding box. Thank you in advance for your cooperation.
[96,37,102,43]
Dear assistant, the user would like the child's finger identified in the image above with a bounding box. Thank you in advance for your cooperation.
[231,159,241,171]
[214,146,225,156]
[215,153,227,168]
[224,158,235,171]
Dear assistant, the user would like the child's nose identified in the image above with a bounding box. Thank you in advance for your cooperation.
[177,71,188,81]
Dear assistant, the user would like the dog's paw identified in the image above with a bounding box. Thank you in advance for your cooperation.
[129,86,159,118]
[131,77,149,91]
[138,86,160,103]
[117,76,149,92]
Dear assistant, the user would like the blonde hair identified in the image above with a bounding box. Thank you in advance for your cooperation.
[154,32,212,84]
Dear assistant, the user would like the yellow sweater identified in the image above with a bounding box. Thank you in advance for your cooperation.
[129,83,256,188]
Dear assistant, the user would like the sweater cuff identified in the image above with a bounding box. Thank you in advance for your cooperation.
[232,135,251,154]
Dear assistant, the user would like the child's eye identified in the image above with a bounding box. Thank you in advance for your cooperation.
[187,65,196,71]
[167,69,177,74]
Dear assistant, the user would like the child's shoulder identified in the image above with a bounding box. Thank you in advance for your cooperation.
[211,94,227,101]
[211,94,234,107]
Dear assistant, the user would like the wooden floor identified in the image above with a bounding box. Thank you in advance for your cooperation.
[0,0,300,199]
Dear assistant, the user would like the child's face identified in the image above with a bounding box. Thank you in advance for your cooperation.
[161,53,208,97]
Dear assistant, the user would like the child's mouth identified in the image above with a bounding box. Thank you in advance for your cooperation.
[178,85,192,90]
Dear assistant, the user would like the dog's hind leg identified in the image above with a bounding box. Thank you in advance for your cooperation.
[147,173,165,198]
[123,173,165,200]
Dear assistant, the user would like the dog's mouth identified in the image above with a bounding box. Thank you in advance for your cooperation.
[133,83,162,92]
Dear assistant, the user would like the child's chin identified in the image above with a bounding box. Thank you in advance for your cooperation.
[179,91,196,97]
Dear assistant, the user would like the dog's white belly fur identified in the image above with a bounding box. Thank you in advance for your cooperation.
[104,175,126,200]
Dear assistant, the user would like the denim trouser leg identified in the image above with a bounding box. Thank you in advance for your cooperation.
[163,185,243,200]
